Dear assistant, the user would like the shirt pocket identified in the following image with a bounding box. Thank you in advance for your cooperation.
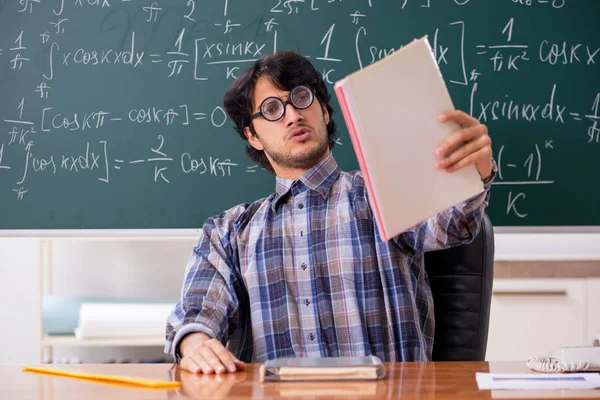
[321,200,376,285]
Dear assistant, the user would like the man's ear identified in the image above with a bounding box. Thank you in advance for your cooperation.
[244,126,264,151]
[322,105,330,125]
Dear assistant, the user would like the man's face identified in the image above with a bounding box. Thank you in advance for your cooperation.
[244,76,330,176]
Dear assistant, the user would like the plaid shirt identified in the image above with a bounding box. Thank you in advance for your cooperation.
[165,154,491,363]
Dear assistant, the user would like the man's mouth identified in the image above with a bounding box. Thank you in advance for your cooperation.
[290,128,310,141]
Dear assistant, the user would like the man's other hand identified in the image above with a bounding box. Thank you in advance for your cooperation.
[179,332,246,374]
[435,110,493,180]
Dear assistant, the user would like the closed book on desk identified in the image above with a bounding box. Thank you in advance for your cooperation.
[334,36,483,241]
[259,356,386,382]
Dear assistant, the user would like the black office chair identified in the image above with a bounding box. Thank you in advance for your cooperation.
[424,213,495,361]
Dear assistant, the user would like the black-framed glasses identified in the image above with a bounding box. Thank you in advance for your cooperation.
[250,85,314,122]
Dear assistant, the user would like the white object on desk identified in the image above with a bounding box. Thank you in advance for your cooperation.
[476,372,600,390]
[561,346,600,369]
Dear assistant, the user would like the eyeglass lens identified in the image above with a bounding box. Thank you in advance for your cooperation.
[261,86,313,121]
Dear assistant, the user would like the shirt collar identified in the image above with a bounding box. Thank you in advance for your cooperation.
[272,154,341,210]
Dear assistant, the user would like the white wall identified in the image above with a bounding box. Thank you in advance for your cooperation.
[50,238,195,299]
[1,233,599,364]
[494,233,600,260]
[0,239,41,364]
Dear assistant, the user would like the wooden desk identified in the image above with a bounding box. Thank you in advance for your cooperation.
[3,362,599,399]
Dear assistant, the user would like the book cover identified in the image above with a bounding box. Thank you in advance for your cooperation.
[334,36,484,241]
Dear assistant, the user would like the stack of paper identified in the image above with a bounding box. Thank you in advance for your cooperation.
[334,36,483,241]
[75,303,175,339]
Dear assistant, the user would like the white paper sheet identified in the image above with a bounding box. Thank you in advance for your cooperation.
[476,372,600,390]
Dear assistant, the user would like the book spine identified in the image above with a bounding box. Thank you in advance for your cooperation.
[334,83,389,241]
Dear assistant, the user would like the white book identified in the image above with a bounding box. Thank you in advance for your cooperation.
[334,36,483,241]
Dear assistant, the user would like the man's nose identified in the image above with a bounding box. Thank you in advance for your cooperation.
[284,103,303,127]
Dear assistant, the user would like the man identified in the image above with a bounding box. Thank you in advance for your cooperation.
[165,51,495,374]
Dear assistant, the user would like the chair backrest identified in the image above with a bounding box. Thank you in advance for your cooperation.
[424,213,495,361]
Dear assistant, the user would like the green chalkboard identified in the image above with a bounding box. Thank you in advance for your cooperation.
[1,0,599,230]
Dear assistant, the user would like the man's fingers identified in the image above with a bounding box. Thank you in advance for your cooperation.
[436,135,490,170]
[199,345,227,374]
[180,357,201,374]
[193,353,218,374]
[444,147,491,173]
[212,344,239,373]
[438,110,479,127]
[180,336,244,374]
[436,124,488,158]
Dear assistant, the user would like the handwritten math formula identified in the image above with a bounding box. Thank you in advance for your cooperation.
[0,0,598,228]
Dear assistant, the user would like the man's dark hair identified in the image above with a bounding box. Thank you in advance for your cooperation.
[223,51,337,174]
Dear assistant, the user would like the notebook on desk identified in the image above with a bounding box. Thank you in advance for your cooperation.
[259,356,386,382]
[334,36,483,241]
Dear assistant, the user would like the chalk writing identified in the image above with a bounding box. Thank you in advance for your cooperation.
[0,0,597,229]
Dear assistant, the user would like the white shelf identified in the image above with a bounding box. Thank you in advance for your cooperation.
[41,335,165,347]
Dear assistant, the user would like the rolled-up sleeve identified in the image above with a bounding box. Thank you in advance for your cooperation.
[394,183,492,253]
[164,211,243,362]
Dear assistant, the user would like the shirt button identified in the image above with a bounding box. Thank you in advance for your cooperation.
[308,333,315,341]
[304,299,310,306]
[298,203,304,209]
[301,263,307,270]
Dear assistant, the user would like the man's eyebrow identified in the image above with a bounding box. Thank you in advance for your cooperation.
[259,92,289,103]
